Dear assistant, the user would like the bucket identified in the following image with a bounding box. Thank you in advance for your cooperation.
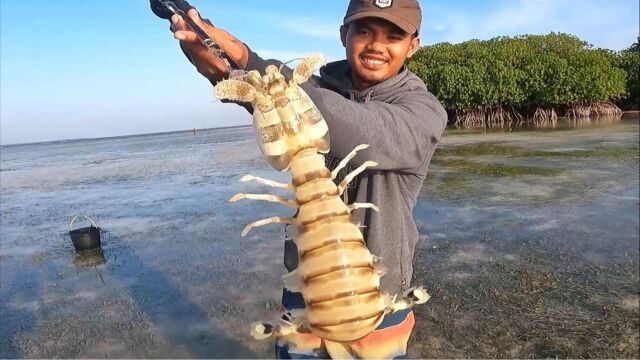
[68,215,101,251]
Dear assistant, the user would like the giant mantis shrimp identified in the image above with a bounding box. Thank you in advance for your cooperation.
[214,54,430,343]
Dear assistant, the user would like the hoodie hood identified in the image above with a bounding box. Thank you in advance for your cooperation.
[318,60,427,102]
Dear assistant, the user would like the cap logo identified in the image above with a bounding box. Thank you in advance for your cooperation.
[374,0,392,9]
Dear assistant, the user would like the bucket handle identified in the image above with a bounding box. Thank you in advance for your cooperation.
[69,215,98,231]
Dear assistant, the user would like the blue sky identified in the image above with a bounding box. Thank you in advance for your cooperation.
[1,0,638,145]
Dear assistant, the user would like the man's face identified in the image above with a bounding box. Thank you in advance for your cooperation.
[341,18,420,90]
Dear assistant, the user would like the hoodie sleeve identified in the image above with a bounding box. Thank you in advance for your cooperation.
[302,84,447,172]
[243,47,448,172]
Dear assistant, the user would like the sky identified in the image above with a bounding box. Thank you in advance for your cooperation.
[1,0,638,145]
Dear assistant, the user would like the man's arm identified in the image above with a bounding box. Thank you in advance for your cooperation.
[305,86,447,172]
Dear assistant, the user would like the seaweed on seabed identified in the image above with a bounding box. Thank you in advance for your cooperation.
[408,237,640,359]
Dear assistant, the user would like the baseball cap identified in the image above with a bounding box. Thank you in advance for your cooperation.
[343,0,422,35]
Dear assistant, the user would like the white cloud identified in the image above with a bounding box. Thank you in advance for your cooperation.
[271,17,341,39]
[423,0,638,50]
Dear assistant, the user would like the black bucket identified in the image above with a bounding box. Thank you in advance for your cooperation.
[69,215,101,251]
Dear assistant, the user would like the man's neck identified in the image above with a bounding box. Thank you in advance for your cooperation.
[352,77,375,91]
[350,67,405,92]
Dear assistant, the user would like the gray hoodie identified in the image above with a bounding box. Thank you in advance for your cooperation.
[244,49,447,296]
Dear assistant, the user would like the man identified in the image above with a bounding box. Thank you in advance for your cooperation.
[170,0,447,358]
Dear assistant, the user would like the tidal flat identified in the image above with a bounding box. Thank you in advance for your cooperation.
[1,116,638,358]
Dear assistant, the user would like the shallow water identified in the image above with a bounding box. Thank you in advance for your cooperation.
[1,117,638,358]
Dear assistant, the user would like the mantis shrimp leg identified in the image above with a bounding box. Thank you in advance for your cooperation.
[240,175,293,190]
[347,203,380,213]
[229,193,296,208]
[338,161,378,195]
[331,144,370,179]
[241,216,294,236]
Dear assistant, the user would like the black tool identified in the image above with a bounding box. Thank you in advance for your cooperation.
[150,0,243,73]
[150,0,193,19]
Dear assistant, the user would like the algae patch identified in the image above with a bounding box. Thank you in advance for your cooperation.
[432,158,561,177]
[436,143,639,160]
[411,237,640,359]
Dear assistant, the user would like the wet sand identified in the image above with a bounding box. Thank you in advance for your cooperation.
[1,117,638,358]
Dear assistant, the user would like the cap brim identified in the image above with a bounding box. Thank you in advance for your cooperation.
[344,10,417,35]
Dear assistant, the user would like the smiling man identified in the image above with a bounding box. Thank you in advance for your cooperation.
[170,0,447,358]
[341,0,421,90]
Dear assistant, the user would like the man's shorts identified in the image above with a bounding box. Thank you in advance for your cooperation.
[275,289,415,359]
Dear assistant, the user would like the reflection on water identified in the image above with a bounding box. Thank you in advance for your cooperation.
[1,118,638,358]
[448,113,633,134]
[73,249,106,269]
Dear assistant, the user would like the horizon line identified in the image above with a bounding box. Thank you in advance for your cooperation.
[0,124,253,148]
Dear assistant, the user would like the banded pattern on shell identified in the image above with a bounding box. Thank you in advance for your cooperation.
[287,149,387,341]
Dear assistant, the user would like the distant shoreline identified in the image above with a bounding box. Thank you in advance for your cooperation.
[2,111,638,148]
[0,124,254,148]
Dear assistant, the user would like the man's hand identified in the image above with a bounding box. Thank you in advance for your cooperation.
[171,9,249,82]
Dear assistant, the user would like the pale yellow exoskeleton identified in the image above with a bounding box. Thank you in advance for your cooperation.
[215,53,430,343]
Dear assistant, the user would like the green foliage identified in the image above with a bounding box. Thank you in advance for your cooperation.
[614,42,640,109]
[408,33,628,113]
